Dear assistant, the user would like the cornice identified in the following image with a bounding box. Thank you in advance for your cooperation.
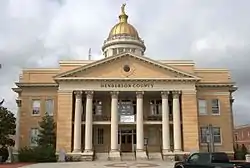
[54,77,199,82]
[15,83,58,87]
[12,88,22,93]
[196,82,236,88]
[54,53,201,80]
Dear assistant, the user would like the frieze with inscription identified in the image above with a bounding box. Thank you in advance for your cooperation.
[100,82,154,88]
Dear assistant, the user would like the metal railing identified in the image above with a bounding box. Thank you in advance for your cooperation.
[160,145,164,160]
[144,114,173,121]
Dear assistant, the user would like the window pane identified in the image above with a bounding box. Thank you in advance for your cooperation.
[45,99,54,116]
[212,127,221,143]
[211,99,220,114]
[97,128,104,144]
[200,127,208,143]
[32,100,40,115]
[30,128,39,146]
[198,100,207,115]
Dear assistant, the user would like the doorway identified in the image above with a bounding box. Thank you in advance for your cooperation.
[118,128,136,152]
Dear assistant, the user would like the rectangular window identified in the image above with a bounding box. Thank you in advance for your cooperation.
[200,127,222,144]
[200,127,208,143]
[113,48,117,55]
[198,100,207,115]
[30,128,39,146]
[32,100,40,115]
[93,100,102,115]
[211,99,220,114]
[213,127,221,143]
[45,99,54,116]
[97,128,104,144]
[150,100,162,115]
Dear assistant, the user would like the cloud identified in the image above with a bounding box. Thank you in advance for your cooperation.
[0,0,249,126]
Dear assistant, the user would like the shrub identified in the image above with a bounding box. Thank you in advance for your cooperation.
[0,146,9,162]
[18,146,56,162]
[18,146,36,162]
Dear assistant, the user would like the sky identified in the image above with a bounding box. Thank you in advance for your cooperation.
[0,0,249,126]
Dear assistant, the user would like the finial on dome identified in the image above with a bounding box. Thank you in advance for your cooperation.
[119,3,128,23]
[121,3,126,15]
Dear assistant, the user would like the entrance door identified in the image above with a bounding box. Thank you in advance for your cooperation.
[121,134,132,152]
[119,129,135,152]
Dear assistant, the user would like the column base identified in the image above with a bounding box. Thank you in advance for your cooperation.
[174,149,182,153]
[82,150,94,161]
[162,149,171,155]
[136,150,148,160]
[108,150,121,161]
[72,149,82,154]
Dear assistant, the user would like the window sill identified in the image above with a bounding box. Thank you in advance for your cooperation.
[200,143,222,146]
[211,113,221,116]
[31,114,41,117]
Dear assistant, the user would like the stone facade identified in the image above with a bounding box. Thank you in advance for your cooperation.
[12,4,237,160]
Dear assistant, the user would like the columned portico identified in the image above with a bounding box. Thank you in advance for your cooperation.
[173,91,182,152]
[84,91,94,154]
[73,91,83,153]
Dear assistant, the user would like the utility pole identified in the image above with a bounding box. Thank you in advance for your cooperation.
[206,124,215,153]
[88,48,92,60]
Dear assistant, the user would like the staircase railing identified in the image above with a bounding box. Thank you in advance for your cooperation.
[134,145,136,160]
[107,145,110,160]
[145,145,149,160]
[160,145,164,160]
[92,146,96,161]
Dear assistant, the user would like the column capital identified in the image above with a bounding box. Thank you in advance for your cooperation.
[136,91,144,98]
[74,91,83,99]
[161,91,170,99]
[16,99,22,107]
[172,91,181,99]
[110,91,119,99]
[85,91,94,99]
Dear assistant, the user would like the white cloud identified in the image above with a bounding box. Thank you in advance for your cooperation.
[0,0,249,125]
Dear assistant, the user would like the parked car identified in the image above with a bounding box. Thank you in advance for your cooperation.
[174,152,250,168]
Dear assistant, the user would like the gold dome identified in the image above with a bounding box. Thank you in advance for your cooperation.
[108,4,139,40]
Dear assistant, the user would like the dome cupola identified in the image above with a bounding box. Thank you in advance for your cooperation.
[102,4,146,57]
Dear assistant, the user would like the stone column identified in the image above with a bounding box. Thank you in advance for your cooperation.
[173,91,182,152]
[136,91,144,151]
[73,91,83,153]
[110,91,119,153]
[84,91,94,153]
[136,91,147,159]
[161,91,170,153]
[14,99,21,152]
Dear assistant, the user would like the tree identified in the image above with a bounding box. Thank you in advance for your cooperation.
[0,103,16,147]
[37,113,56,148]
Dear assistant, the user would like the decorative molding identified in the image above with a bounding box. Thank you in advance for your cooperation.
[136,91,144,98]
[161,91,170,99]
[54,77,198,83]
[16,99,22,107]
[85,91,94,99]
[74,91,83,99]
[15,83,58,87]
[172,91,181,99]
[110,91,119,99]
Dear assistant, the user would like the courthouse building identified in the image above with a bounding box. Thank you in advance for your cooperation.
[13,5,237,160]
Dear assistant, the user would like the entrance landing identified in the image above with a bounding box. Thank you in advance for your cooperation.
[19,161,175,168]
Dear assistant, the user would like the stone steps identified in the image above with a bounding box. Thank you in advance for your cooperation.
[121,152,136,161]
[148,152,163,160]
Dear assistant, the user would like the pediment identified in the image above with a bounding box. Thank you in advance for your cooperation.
[54,53,200,80]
